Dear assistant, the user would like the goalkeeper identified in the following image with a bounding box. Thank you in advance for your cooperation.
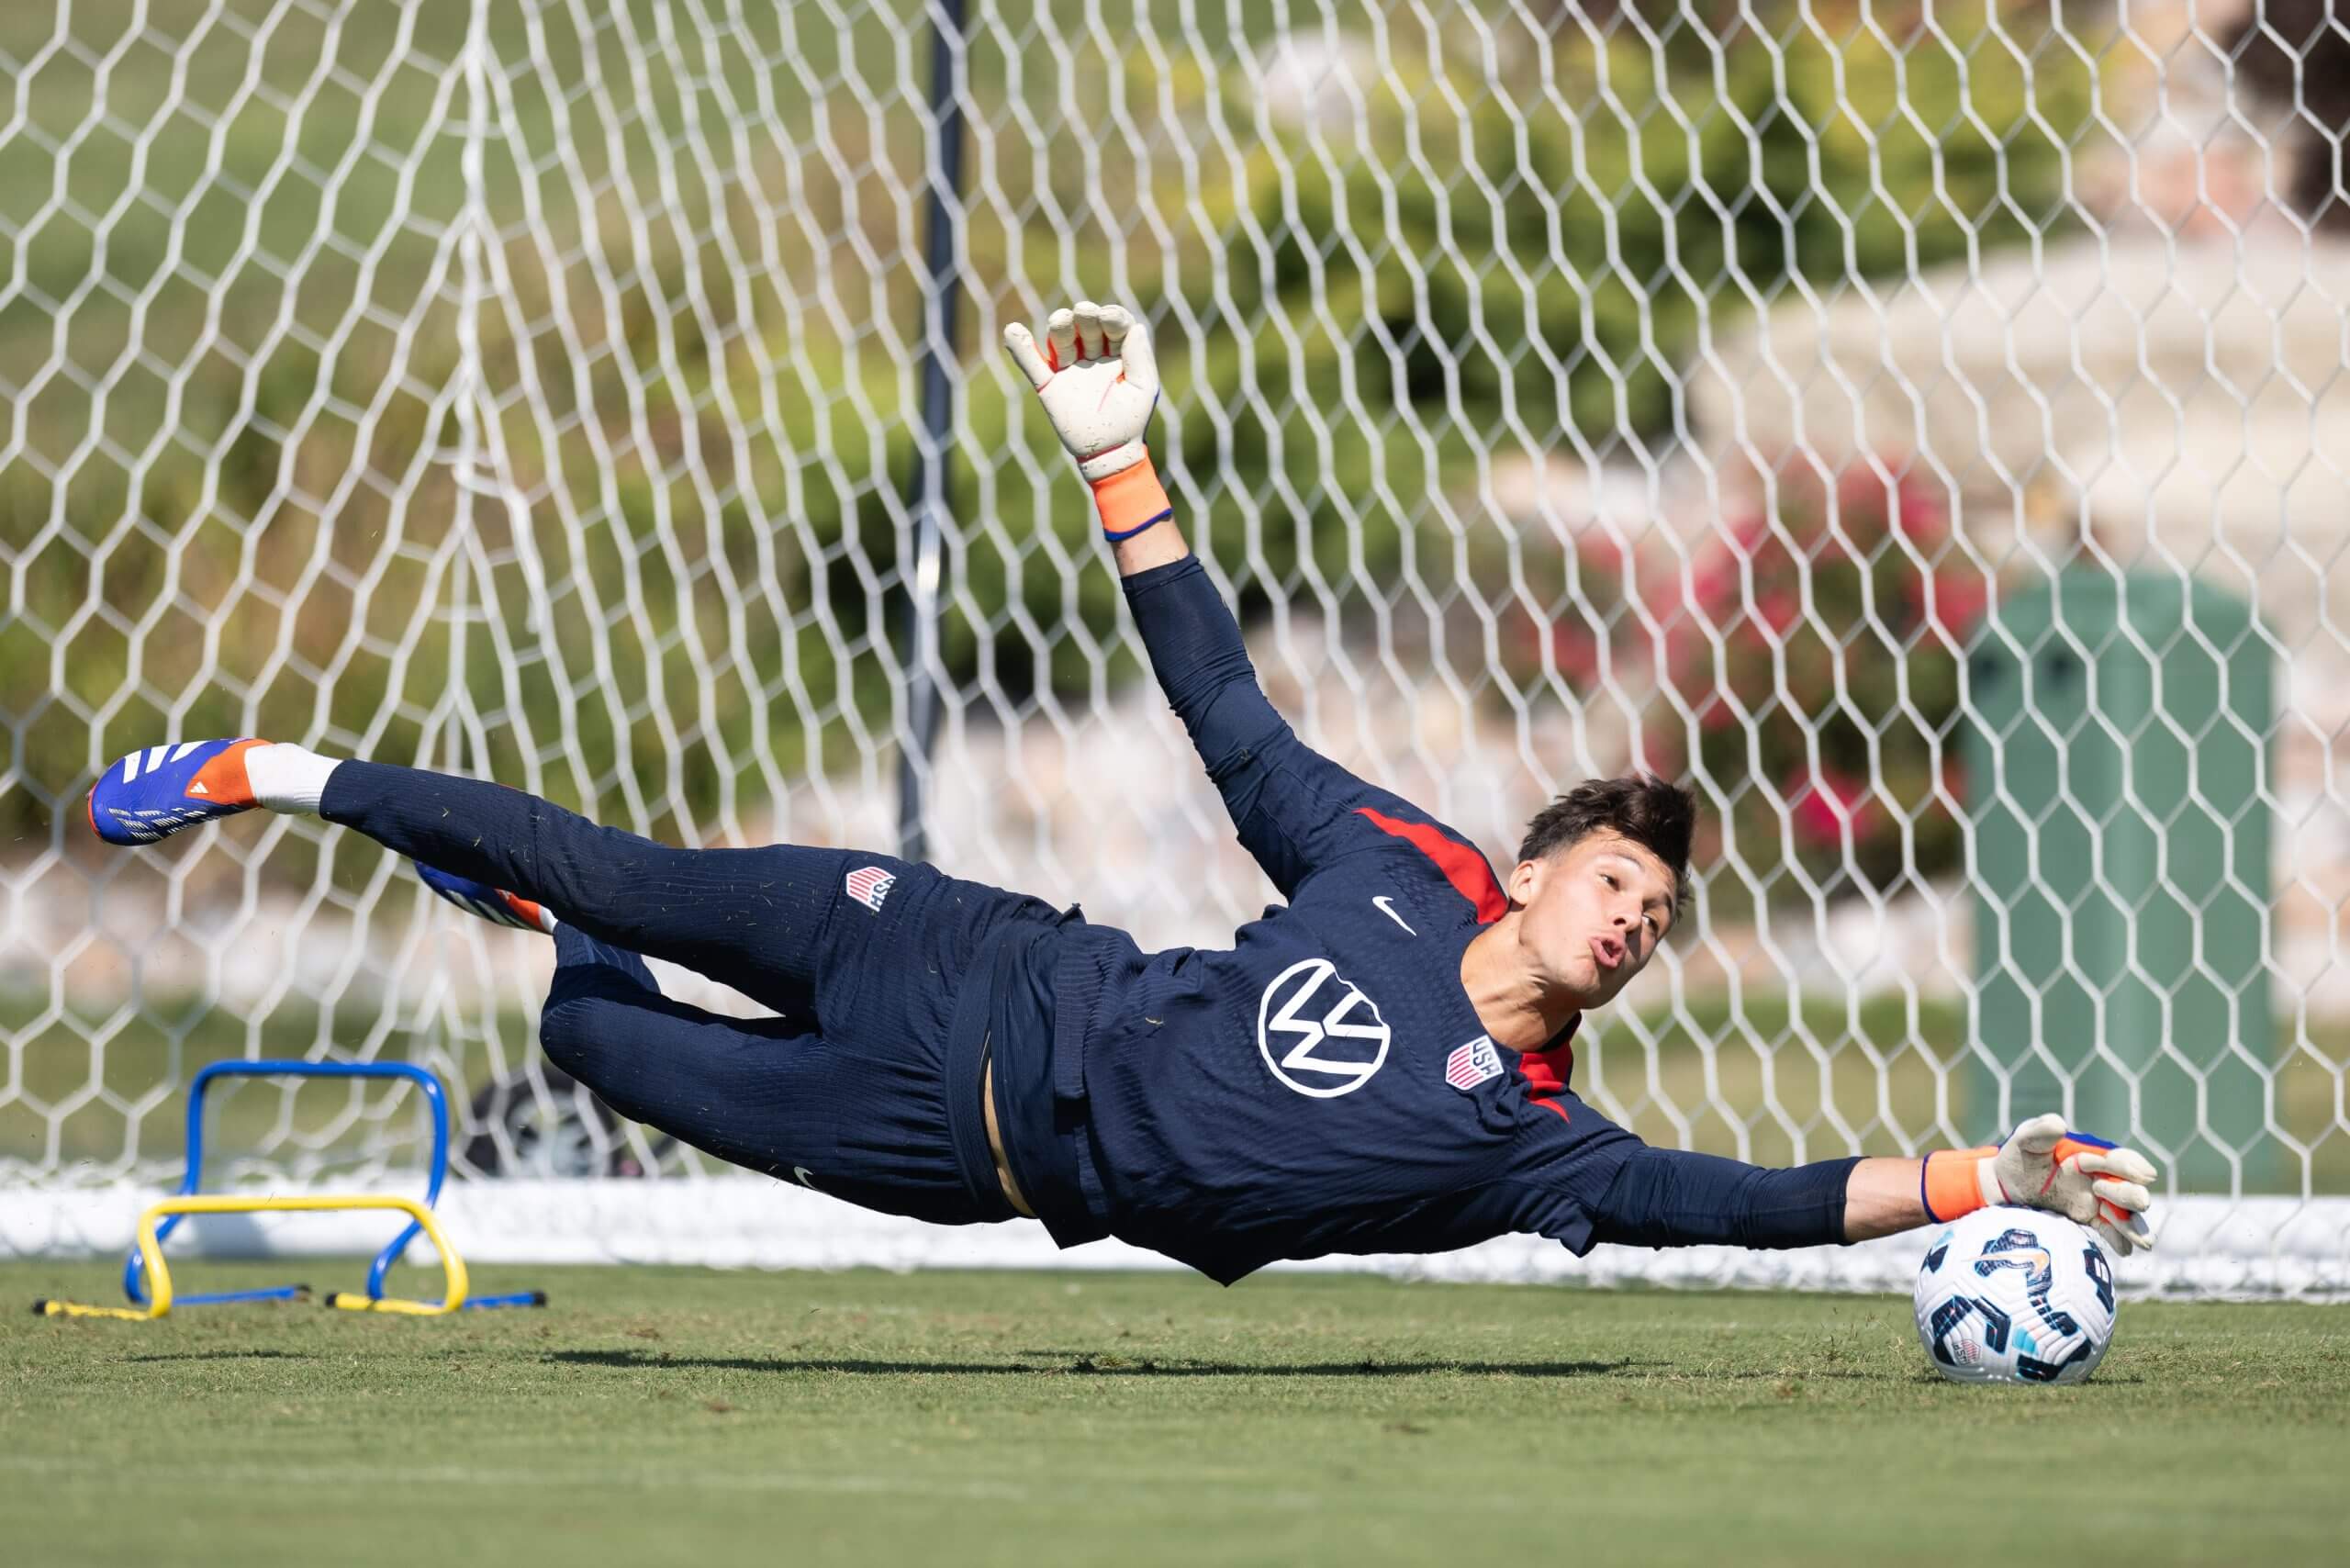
[86,301,2159,1281]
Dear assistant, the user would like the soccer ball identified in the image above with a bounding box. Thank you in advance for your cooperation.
[1913,1207,2117,1384]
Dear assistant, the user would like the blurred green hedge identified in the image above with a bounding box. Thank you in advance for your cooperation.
[0,1,2096,857]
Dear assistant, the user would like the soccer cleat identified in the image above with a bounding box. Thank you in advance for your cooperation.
[86,739,268,846]
[414,862,556,935]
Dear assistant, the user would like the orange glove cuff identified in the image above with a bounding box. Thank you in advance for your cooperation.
[1091,456,1173,540]
[1921,1147,1998,1224]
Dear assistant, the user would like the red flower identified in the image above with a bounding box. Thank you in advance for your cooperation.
[1919,569,1987,640]
[1651,619,1699,685]
[1575,532,1628,579]
[1508,610,1545,664]
[1727,512,1775,558]
[1788,767,1879,848]
[1837,465,1886,508]
[1686,556,1739,622]
[1893,481,1949,547]
[1633,724,1684,779]
[1552,622,1602,686]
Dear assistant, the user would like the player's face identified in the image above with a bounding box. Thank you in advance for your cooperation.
[1505,832,1677,1007]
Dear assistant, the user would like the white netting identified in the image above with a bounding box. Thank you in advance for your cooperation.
[4,1,2347,1294]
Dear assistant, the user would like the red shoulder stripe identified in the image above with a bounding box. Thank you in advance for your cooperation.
[1353,806,1508,924]
[1353,804,1570,1115]
[1517,1017,1581,1119]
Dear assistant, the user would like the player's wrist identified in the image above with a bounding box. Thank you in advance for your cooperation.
[1919,1147,2002,1223]
[1091,452,1172,540]
[1077,437,1148,484]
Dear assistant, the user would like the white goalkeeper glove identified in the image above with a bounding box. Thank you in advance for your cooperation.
[1003,300,1173,539]
[1922,1113,2159,1258]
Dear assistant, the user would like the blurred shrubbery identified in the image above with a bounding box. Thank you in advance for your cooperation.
[1254,0,2095,450]
[0,0,2095,866]
[1504,461,1986,901]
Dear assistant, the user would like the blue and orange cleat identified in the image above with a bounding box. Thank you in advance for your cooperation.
[414,862,555,934]
[87,739,267,846]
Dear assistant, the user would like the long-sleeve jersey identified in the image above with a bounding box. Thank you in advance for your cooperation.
[980,553,1852,1284]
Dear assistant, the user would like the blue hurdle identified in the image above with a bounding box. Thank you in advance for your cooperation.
[122,1059,546,1312]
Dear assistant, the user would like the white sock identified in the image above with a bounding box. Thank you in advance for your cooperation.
[243,743,341,813]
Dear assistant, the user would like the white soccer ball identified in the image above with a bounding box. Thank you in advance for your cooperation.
[1913,1207,2118,1384]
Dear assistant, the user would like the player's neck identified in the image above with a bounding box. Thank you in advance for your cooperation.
[1459,917,1583,1053]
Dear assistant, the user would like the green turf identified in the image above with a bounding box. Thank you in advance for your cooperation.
[2,1263,2342,1567]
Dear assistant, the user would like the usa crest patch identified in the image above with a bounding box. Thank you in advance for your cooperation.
[1444,1036,1503,1091]
[845,865,896,913]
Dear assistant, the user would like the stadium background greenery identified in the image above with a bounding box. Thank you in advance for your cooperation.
[3,0,2091,885]
[32,3,2322,1185]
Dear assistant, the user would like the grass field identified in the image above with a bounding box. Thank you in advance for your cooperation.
[3,1262,2344,1567]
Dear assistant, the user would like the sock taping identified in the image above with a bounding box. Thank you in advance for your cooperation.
[242,743,341,814]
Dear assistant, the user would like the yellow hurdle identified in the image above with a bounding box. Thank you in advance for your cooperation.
[33,1194,469,1321]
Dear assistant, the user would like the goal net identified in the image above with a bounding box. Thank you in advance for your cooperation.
[5,0,2345,1295]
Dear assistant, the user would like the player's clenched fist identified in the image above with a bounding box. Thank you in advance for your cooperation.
[1004,301,1173,540]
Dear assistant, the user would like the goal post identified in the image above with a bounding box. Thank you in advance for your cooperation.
[4,1,2345,1296]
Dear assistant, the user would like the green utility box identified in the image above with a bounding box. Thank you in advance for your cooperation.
[1963,572,2271,1190]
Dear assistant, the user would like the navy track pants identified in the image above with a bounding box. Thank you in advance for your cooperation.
[320,761,1052,1224]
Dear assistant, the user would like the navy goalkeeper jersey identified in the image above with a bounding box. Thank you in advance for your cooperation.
[988,554,1642,1284]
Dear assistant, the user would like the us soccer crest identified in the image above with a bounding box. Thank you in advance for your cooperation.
[845,865,896,913]
[1444,1036,1503,1092]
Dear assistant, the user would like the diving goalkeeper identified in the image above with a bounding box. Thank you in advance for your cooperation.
[86,301,2158,1282]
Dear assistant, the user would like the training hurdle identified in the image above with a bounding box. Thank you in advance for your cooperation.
[29,1059,543,1318]
[36,1194,470,1319]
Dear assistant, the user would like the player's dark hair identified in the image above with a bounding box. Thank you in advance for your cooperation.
[1517,775,1696,914]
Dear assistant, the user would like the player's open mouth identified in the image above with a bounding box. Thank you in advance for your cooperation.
[1589,935,1624,970]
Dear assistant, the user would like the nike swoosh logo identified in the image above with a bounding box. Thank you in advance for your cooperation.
[793,1166,819,1190]
[1371,895,1416,935]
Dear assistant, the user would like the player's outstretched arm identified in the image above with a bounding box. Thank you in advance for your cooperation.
[1582,1114,2157,1259]
[1005,301,1445,896]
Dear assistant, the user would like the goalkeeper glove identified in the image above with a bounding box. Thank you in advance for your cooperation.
[1921,1113,2159,1258]
[1002,300,1173,540]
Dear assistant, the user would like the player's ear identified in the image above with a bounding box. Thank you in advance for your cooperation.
[1505,856,1543,908]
